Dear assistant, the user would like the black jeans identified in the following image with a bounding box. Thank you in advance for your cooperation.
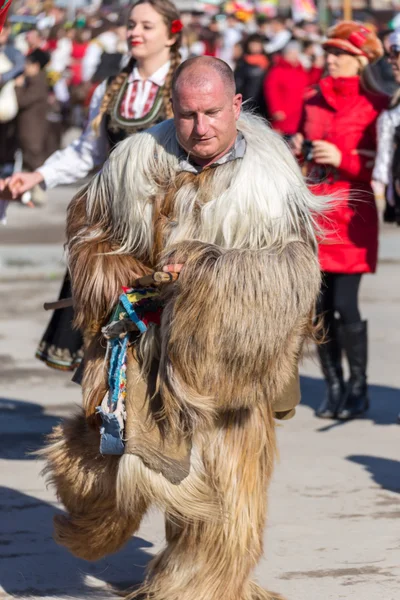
[317,272,362,329]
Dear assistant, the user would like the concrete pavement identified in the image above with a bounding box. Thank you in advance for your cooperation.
[0,186,399,600]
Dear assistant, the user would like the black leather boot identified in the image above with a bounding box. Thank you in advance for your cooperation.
[337,321,369,420]
[316,322,345,419]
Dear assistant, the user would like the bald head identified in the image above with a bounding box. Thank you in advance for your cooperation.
[171,56,242,168]
[172,56,236,101]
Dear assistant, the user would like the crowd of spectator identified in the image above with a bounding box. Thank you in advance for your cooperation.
[1,1,400,422]
[0,2,400,208]
[0,2,395,185]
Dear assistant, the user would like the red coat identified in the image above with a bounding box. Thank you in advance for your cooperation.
[70,41,89,87]
[301,76,387,274]
[264,57,322,136]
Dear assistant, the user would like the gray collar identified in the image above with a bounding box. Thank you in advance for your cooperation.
[178,132,246,175]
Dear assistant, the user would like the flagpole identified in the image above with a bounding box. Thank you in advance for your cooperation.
[318,0,329,32]
[343,0,352,20]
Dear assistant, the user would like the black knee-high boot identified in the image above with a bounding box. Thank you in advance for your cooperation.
[316,320,345,419]
[337,321,369,420]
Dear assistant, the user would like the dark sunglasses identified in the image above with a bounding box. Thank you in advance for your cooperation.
[389,45,400,60]
[325,47,351,57]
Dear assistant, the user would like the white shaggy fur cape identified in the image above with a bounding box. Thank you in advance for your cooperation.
[83,113,324,258]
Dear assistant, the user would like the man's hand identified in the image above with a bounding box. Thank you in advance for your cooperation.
[14,75,25,87]
[371,180,385,201]
[272,111,286,122]
[290,133,304,157]
[0,171,44,199]
[162,264,184,275]
[312,140,342,168]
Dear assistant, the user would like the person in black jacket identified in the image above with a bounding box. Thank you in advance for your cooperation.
[234,34,269,117]
[15,49,50,173]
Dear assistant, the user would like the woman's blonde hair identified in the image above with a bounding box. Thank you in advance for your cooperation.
[92,0,182,136]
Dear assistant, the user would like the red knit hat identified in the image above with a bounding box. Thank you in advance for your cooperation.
[323,21,383,64]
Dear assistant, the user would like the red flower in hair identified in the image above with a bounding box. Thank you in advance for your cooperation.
[171,19,183,34]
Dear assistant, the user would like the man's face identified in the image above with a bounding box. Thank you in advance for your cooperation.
[270,19,283,34]
[284,48,300,66]
[26,30,40,47]
[389,46,400,84]
[25,60,40,77]
[173,72,242,165]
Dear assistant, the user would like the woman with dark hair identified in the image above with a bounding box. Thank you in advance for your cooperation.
[234,33,269,116]
[293,21,388,420]
[1,0,183,372]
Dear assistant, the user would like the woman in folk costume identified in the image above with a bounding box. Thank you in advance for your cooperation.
[1,0,183,372]
[41,57,323,600]
[293,22,387,421]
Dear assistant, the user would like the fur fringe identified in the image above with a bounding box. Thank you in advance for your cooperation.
[80,331,108,417]
[116,443,219,524]
[38,411,147,561]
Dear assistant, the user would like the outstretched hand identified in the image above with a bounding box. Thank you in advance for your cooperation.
[0,171,44,200]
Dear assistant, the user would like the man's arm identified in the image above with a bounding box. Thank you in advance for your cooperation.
[159,240,319,417]
[66,185,151,332]
[264,30,291,55]
[36,80,109,189]
[2,80,109,198]
[0,45,24,84]
[372,110,398,186]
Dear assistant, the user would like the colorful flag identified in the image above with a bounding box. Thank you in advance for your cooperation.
[224,1,255,21]
[292,0,317,23]
[255,0,279,18]
[0,0,12,32]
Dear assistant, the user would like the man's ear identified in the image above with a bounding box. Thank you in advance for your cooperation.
[233,93,242,119]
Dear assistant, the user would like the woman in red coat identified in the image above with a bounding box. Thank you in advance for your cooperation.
[264,41,323,136]
[293,22,387,420]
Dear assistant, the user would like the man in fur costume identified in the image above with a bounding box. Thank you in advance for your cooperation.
[42,57,323,600]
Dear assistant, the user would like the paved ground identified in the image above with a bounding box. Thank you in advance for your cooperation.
[0,187,399,600]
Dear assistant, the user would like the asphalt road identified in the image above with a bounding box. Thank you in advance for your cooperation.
[0,185,399,600]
